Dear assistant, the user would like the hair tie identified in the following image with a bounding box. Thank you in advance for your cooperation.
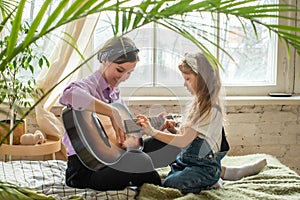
[184,52,198,74]
[98,45,139,63]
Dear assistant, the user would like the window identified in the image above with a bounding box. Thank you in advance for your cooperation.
[94,0,298,97]
[218,0,283,96]
[24,0,299,96]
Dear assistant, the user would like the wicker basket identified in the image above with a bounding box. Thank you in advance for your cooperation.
[0,120,26,145]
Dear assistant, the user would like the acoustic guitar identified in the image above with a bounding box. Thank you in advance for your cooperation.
[62,102,181,171]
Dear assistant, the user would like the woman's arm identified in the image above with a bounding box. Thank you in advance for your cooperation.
[60,83,126,144]
[86,99,126,144]
[136,115,198,148]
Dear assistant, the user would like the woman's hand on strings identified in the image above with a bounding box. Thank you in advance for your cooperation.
[110,108,126,144]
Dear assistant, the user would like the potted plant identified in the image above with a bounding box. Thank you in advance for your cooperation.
[0,21,49,145]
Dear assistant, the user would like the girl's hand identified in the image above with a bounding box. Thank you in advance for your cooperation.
[164,120,178,134]
[110,108,126,144]
[157,112,167,131]
[136,115,155,136]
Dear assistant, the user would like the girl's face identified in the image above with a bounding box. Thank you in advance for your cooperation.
[102,61,137,87]
[182,72,197,95]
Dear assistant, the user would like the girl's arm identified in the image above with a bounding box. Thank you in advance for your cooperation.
[136,115,198,148]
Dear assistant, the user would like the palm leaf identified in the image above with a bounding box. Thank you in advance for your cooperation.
[114,0,120,35]
[72,0,101,18]
[84,0,111,15]
[0,6,17,35]
[22,0,52,48]
[0,0,18,18]
[39,0,70,36]
[56,0,89,25]
[5,0,26,60]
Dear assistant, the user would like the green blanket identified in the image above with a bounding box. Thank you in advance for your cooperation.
[138,154,300,200]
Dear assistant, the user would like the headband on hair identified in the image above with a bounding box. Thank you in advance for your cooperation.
[183,52,199,74]
[98,45,139,63]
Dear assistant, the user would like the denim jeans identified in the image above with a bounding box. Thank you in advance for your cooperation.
[163,137,227,194]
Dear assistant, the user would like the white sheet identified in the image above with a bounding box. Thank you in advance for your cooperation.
[0,160,136,200]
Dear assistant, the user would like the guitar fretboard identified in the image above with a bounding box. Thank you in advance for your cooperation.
[124,118,141,133]
[123,117,164,134]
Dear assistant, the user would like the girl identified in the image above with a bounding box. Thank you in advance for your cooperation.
[137,52,266,194]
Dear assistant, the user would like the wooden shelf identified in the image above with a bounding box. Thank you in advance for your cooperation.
[0,135,61,157]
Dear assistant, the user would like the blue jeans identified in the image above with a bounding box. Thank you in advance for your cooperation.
[163,137,227,194]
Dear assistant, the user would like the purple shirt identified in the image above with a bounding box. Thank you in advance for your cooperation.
[59,70,125,156]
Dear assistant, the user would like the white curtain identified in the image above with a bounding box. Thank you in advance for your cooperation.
[35,14,99,139]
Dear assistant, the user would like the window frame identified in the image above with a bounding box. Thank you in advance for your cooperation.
[294,0,300,94]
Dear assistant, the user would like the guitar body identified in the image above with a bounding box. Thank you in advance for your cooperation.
[62,102,181,171]
[62,103,143,171]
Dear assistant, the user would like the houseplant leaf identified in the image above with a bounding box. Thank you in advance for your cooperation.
[5,0,26,60]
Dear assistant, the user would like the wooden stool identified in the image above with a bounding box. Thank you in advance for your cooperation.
[0,135,61,161]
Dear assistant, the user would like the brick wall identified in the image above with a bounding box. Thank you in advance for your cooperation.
[224,104,300,174]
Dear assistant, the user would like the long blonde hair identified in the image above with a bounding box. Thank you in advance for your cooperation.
[179,52,222,125]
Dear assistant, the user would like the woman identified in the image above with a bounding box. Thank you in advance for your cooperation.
[59,36,161,191]
[137,52,266,194]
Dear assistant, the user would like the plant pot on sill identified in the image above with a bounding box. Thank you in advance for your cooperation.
[0,119,26,145]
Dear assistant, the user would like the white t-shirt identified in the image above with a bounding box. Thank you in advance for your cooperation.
[189,107,223,153]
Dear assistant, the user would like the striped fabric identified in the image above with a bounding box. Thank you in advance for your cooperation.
[0,160,137,200]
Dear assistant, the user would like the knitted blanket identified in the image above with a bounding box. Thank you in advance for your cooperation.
[138,154,300,200]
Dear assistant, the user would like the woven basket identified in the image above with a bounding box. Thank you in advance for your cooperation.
[0,120,26,145]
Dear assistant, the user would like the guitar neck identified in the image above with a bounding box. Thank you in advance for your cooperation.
[123,116,164,134]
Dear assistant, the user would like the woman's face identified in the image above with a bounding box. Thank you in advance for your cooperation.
[102,61,137,87]
[182,72,197,95]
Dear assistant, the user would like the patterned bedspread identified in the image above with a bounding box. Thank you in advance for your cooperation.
[0,160,136,200]
[1,154,299,200]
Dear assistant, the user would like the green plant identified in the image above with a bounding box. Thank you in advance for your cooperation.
[0,21,49,144]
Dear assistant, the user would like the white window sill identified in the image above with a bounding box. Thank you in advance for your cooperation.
[225,95,300,106]
[123,95,300,106]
